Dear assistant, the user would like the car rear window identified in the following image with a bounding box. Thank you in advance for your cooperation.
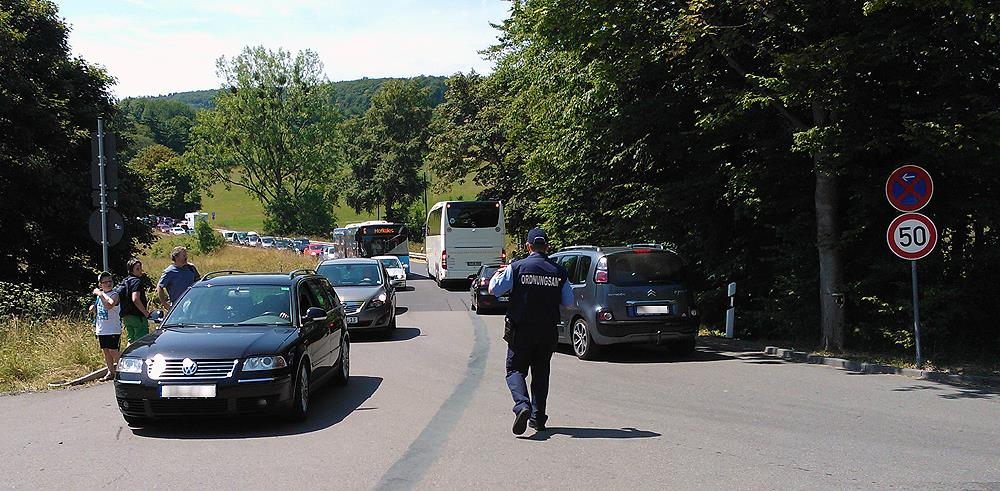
[446,201,500,228]
[607,251,686,286]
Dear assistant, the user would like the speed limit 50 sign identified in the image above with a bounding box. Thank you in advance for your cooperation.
[886,213,938,260]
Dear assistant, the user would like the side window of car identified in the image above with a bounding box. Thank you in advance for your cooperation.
[306,281,331,311]
[573,256,592,284]
[317,278,341,308]
[298,282,318,315]
[559,255,580,284]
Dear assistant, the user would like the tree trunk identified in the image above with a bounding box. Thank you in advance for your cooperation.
[815,159,845,350]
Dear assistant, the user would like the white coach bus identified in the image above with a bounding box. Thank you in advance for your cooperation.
[425,200,506,286]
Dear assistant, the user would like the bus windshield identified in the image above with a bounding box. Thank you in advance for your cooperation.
[447,202,500,228]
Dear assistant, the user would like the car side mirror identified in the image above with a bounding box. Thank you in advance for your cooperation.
[304,306,327,322]
[149,309,165,324]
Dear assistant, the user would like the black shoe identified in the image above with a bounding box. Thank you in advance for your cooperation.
[528,419,547,432]
[512,408,530,435]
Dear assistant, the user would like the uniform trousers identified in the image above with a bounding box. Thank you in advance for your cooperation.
[505,328,556,425]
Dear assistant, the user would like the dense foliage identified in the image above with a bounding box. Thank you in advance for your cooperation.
[0,0,152,297]
[127,144,201,218]
[430,0,1000,359]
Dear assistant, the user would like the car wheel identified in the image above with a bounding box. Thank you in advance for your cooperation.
[668,337,697,356]
[572,317,601,360]
[332,333,350,386]
[288,362,310,422]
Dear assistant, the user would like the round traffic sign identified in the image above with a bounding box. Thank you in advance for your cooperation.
[886,165,933,212]
[89,208,125,247]
[886,213,937,260]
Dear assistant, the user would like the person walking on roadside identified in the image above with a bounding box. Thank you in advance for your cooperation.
[89,272,121,381]
[156,246,200,312]
[489,227,573,435]
[117,258,152,345]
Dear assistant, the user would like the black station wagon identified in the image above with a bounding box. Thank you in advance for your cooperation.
[549,245,700,360]
[114,269,349,425]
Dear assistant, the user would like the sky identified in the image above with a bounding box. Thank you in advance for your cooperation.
[54,0,510,98]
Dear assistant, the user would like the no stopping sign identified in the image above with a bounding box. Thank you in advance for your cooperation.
[886,213,938,260]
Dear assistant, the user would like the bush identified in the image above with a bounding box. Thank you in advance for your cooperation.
[0,281,66,319]
[196,220,225,254]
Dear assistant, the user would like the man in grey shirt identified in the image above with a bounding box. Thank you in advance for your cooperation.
[157,246,200,312]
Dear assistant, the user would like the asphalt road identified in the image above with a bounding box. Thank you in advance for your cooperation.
[2,262,998,490]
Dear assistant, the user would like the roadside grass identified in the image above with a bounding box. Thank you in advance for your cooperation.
[0,240,319,393]
[201,176,484,233]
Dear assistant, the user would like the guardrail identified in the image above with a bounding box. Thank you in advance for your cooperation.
[410,252,426,261]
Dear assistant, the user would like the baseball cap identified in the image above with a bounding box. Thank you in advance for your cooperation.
[526,227,548,246]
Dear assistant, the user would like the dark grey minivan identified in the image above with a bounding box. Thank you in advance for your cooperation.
[549,245,699,360]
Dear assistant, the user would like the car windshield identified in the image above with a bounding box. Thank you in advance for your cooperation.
[481,266,500,278]
[378,258,401,269]
[607,252,686,286]
[318,263,383,287]
[163,284,292,326]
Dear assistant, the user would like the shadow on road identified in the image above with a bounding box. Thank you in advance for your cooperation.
[555,345,737,364]
[129,375,382,439]
[521,426,661,441]
[892,383,999,400]
[351,327,422,343]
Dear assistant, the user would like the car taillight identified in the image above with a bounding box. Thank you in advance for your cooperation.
[479,278,487,287]
[633,249,652,254]
[441,250,447,270]
[594,256,608,283]
[598,309,613,321]
[501,249,507,263]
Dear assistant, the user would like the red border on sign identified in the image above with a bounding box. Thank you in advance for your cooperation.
[885,165,933,212]
[886,213,938,260]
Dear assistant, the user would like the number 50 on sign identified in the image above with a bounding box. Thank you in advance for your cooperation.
[887,213,938,260]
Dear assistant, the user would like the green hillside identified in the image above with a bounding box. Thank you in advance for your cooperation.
[201,176,484,235]
[149,76,447,117]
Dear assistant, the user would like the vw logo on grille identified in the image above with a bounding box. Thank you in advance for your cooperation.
[647,289,657,297]
[181,358,198,376]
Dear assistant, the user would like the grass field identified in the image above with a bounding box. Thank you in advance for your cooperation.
[0,239,319,393]
[201,175,484,233]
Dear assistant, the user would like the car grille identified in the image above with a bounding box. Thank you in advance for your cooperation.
[117,397,146,417]
[149,399,229,416]
[149,359,238,380]
[342,301,364,313]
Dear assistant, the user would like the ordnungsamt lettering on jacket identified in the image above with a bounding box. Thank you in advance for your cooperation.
[520,274,561,287]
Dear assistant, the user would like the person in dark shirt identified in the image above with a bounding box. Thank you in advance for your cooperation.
[117,258,152,344]
[490,228,574,435]
[157,246,200,312]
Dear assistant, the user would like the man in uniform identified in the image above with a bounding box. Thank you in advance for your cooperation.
[489,227,573,435]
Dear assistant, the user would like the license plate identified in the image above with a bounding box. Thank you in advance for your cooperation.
[499,296,509,302]
[347,316,358,325]
[467,261,482,267]
[161,385,216,398]
[636,305,671,315]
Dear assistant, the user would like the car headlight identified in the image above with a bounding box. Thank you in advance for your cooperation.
[367,292,388,309]
[117,357,143,374]
[242,355,287,371]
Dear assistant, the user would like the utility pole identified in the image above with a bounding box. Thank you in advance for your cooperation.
[97,117,109,272]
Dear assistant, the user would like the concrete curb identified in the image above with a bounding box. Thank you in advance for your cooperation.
[46,367,108,388]
[762,346,1000,387]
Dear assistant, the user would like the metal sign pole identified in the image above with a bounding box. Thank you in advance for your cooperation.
[911,261,922,368]
[725,282,736,338]
[98,117,108,272]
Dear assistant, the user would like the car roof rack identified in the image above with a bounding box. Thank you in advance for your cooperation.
[559,245,602,252]
[627,243,664,249]
[289,269,317,278]
[201,270,246,281]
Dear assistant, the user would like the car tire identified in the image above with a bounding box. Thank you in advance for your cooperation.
[287,362,310,422]
[332,333,350,386]
[668,337,697,356]
[571,317,601,360]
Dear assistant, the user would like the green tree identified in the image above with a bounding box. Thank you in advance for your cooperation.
[0,0,152,293]
[128,144,201,218]
[186,46,342,236]
[343,79,432,222]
